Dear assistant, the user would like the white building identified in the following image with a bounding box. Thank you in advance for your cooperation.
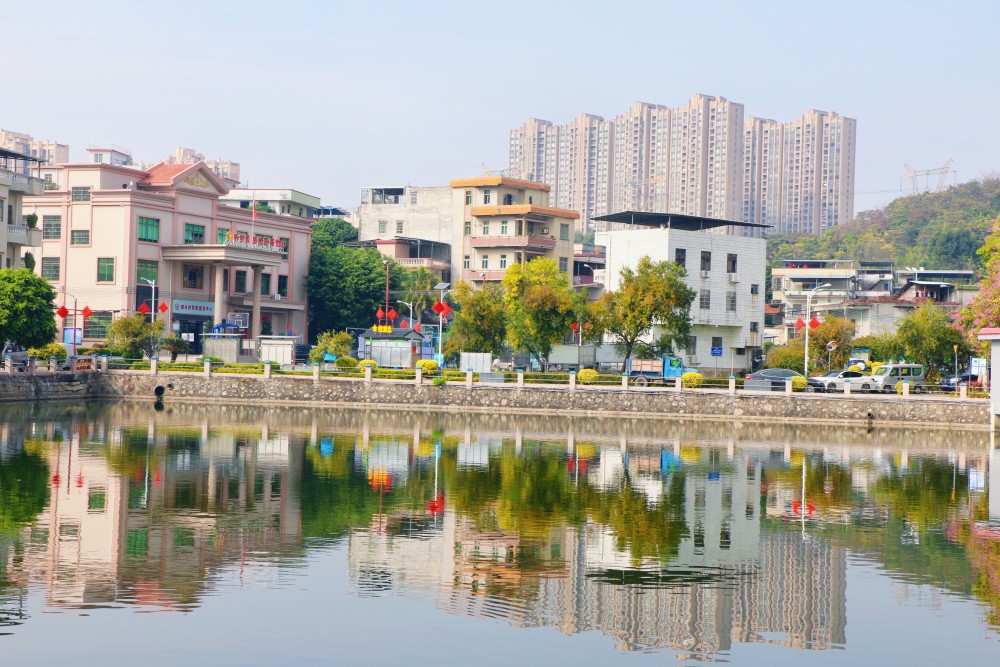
[222,188,322,219]
[595,212,767,373]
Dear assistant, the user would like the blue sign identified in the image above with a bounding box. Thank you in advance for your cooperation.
[711,347,723,357]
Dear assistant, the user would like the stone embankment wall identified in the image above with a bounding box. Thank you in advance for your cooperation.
[87,372,990,428]
[0,374,95,402]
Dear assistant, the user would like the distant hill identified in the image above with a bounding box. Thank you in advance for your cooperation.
[766,178,1000,272]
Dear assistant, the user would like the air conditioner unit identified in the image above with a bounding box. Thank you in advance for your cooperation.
[728,273,740,283]
[539,227,549,235]
[700,270,710,279]
[272,294,282,301]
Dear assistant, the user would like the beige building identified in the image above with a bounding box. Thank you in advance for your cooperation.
[167,147,240,184]
[510,96,856,236]
[221,188,322,219]
[450,176,578,286]
[0,129,69,167]
[0,148,45,269]
[27,161,312,350]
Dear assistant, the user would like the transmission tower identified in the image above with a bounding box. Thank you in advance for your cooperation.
[900,160,956,194]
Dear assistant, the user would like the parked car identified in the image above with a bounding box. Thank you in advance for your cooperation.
[939,371,981,392]
[745,368,806,392]
[807,370,873,393]
[870,363,926,393]
[1,341,29,372]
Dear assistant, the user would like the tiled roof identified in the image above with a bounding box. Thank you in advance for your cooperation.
[141,163,194,185]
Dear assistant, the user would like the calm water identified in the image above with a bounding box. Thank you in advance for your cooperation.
[0,402,999,666]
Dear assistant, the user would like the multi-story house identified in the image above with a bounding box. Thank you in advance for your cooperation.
[595,211,766,373]
[26,161,312,351]
[0,129,69,168]
[0,148,45,269]
[451,176,578,286]
[221,188,322,219]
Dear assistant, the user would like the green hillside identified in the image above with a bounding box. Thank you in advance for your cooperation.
[766,178,1000,271]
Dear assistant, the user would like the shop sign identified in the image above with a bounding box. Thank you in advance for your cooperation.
[173,300,215,316]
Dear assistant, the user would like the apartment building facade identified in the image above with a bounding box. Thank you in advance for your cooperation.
[221,188,322,219]
[0,129,69,168]
[0,148,45,269]
[595,212,766,373]
[509,96,856,236]
[26,161,312,350]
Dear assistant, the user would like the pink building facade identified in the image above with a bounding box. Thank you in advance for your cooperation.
[27,161,311,351]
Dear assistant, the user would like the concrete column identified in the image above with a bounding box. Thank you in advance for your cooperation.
[960,383,968,400]
[569,371,576,391]
[465,370,474,387]
[364,365,372,382]
[674,377,683,392]
[48,358,57,373]
[251,266,263,340]
[902,380,910,398]
[843,379,851,396]
[312,362,321,384]
[415,367,423,385]
[263,361,272,379]
[203,359,212,376]
[4,355,13,374]
[213,264,226,327]
[728,376,736,394]
[99,356,108,373]
[621,375,628,389]
[517,371,524,387]
[785,379,793,395]
[151,358,158,375]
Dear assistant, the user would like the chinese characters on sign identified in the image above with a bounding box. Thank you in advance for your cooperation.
[223,231,286,253]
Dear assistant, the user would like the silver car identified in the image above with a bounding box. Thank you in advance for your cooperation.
[808,370,873,393]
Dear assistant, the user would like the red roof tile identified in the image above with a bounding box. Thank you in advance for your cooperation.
[141,162,195,185]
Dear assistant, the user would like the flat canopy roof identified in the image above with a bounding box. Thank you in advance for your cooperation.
[592,210,769,231]
[0,147,44,163]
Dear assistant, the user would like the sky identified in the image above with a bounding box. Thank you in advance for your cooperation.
[5,0,1000,215]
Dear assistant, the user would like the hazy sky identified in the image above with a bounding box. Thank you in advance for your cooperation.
[6,0,999,214]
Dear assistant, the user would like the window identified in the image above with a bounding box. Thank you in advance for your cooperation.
[699,289,711,309]
[42,215,61,239]
[280,237,289,259]
[482,221,490,235]
[700,251,711,272]
[688,336,697,356]
[727,291,737,311]
[83,311,112,338]
[559,257,568,273]
[463,255,470,269]
[395,220,404,234]
[481,255,489,269]
[217,228,229,244]
[560,223,569,241]
[675,248,686,267]
[772,276,782,292]
[260,273,271,295]
[138,216,159,243]
[97,258,115,283]
[750,283,759,295]
[235,270,247,293]
[499,254,507,269]
[71,186,91,202]
[41,257,60,280]
[136,259,158,283]
[465,190,472,205]
[378,220,387,234]
[71,230,90,245]
[278,275,288,297]
[464,221,471,235]
[750,321,759,333]
[223,269,229,289]
[727,253,737,273]
[712,336,723,350]
[410,191,418,205]
[182,264,203,289]
[184,223,205,245]
[501,220,508,234]
[483,189,492,204]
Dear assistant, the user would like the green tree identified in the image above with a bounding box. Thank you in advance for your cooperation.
[444,281,507,357]
[106,314,163,359]
[0,268,57,348]
[400,266,437,321]
[851,331,905,363]
[588,256,695,371]
[306,246,406,339]
[957,216,1000,352]
[160,335,191,362]
[764,340,805,373]
[311,217,358,250]
[309,330,354,363]
[22,252,35,271]
[808,316,856,371]
[254,202,276,214]
[501,258,577,366]
[0,451,49,535]
[896,301,966,370]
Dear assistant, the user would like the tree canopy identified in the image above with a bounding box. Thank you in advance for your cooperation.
[501,258,578,365]
[311,217,358,250]
[896,301,967,369]
[445,281,507,358]
[106,314,163,359]
[957,215,1000,352]
[0,269,57,348]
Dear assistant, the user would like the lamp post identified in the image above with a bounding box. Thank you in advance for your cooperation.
[954,343,959,383]
[434,282,450,361]
[60,287,80,356]
[397,300,414,328]
[140,278,158,359]
[803,283,832,377]
[382,260,390,326]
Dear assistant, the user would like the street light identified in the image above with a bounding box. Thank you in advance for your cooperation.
[140,278,158,359]
[434,282,450,361]
[804,283,832,377]
[397,300,414,328]
[382,260,390,327]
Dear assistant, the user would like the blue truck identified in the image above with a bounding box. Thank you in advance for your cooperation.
[623,355,687,386]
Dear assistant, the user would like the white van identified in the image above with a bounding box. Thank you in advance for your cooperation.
[871,363,926,393]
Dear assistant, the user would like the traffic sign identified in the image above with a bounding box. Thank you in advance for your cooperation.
[711,347,723,357]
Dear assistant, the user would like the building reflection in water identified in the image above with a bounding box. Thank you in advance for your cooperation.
[0,402,997,658]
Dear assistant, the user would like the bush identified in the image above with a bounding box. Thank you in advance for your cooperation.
[201,355,222,363]
[360,359,377,370]
[432,376,447,387]
[847,364,862,372]
[578,368,599,384]
[415,359,439,374]
[161,336,191,362]
[791,376,809,392]
[869,361,884,376]
[334,356,358,369]
[28,342,67,361]
[682,371,704,389]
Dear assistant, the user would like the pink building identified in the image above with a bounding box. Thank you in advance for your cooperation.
[27,161,311,351]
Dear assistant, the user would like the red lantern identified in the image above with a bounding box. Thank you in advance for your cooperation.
[81,306,93,319]
[794,316,805,331]
[414,323,421,332]
[432,301,445,315]
[809,315,821,330]
[387,308,398,321]
[138,302,151,315]
[570,322,579,332]
[440,302,452,317]
[56,305,69,318]
[400,319,408,328]
[158,302,169,313]
[376,307,385,320]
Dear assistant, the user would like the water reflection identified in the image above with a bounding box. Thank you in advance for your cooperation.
[0,401,997,661]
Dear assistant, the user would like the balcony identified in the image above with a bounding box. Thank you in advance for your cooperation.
[393,257,450,272]
[0,168,44,195]
[5,224,42,247]
[463,269,507,282]
[237,293,305,311]
[468,235,556,250]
